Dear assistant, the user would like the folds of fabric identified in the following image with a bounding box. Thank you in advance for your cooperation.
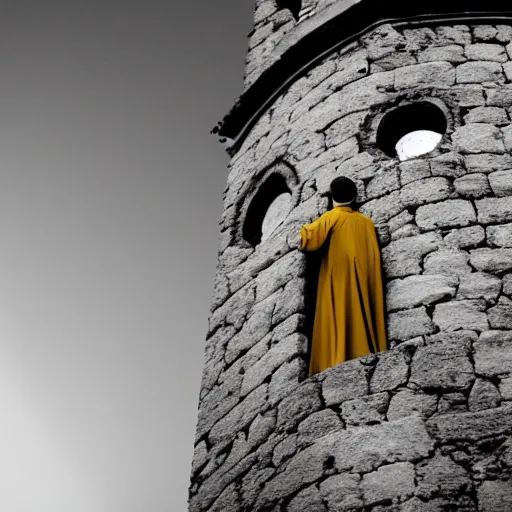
[300,206,387,376]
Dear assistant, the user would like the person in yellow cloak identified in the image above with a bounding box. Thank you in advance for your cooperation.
[298,176,388,376]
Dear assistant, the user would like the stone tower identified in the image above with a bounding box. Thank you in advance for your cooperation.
[189,2,512,511]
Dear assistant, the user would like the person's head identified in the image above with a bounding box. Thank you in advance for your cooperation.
[330,176,357,205]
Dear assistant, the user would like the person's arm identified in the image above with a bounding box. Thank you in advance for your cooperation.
[299,211,334,252]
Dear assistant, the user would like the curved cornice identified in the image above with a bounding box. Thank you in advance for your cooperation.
[213,0,512,156]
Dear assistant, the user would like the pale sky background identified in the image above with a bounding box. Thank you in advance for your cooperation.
[0,1,253,510]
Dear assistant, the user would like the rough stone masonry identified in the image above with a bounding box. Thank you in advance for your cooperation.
[189,2,512,511]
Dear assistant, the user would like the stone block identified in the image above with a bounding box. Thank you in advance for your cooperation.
[399,177,452,207]
[208,282,256,333]
[209,384,268,444]
[430,152,466,178]
[453,173,491,198]
[395,61,455,88]
[437,392,467,414]
[456,61,504,83]
[468,379,501,412]
[503,61,512,81]
[324,111,366,148]
[387,389,438,420]
[465,153,512,173]
[477,479,512,512]
[427,406,512,442]
[487,296,512,329]
[423,248,472,276]
[337,71,394,118]
[399,159,431,185]
[272,313,305,342]
[410,342,475,390]
[248,411,277,449]
[473,25,498,41]
[268,357,304,406]
[224,309,272,365]
[370,349,409,392]
[366,168,400,199]
[241,467,276,510]
[319,474,362,510]
[333,416,434,473]
[386,274,458,311]
[443,225,485,248]
[486,86,512,106]
[417,44,466,63]
[402,27,437,47]
[489,169,512,196]
[254,251,305,302]
[500,376,512,400]
[382,232,442,278]
[450,84,486,106]
[425,329,478,348]
[191,441,209,476]
[272,434,298,466]
[297,409,343,446]
[436,25,471,45]
[359,190,403,224]
[240,333,307,396]
[476,196,512,225]
[371,52,416,72]
[465,43,508,62]
[457,272,502,302]
[416,452,469,498]
[254,436,336,507]
[361,24,406,60]
[451,123,505,153]
[287,130,324,161]
[336,152,379,181]
[416,200,476,230]
[322,358,368,406]
[361,462,416,506]
[341,392,389,426]
[272,277,306,324]
[433,300,488,332]
[388,306,435,341]
[209,482,241,512]
[390,223,420,241]
[505,273,512,296]
[277,381,322,431]
[287,485,327,512]
[474,330,512,376]
[389,210,414,232]
[470,248,512,273]
[464,106,509,125]
[487,223,512,247]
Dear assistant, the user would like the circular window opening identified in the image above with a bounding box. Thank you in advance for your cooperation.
[376,102,447,161]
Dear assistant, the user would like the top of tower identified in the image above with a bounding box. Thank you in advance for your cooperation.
[213,0,512,155]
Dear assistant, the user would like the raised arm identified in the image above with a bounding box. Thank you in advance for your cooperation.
[299,211,334,252]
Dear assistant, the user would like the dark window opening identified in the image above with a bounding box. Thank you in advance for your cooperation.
[376,102,447,161]
[242,173,292,247]
[276,0,302,21]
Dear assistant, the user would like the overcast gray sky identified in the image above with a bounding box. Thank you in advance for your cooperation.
[0,1,253,510]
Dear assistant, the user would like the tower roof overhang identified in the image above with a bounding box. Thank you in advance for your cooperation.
[213,0,512,156]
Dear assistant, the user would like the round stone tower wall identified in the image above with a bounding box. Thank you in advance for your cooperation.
[189,15,512,512]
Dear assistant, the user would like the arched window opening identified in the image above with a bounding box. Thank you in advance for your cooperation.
[242,173,292,246]
[276,0,302,21]
[376,102,447,161]
[261,191,292,241]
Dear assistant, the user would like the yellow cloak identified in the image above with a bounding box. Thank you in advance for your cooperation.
[300,205,387,375]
